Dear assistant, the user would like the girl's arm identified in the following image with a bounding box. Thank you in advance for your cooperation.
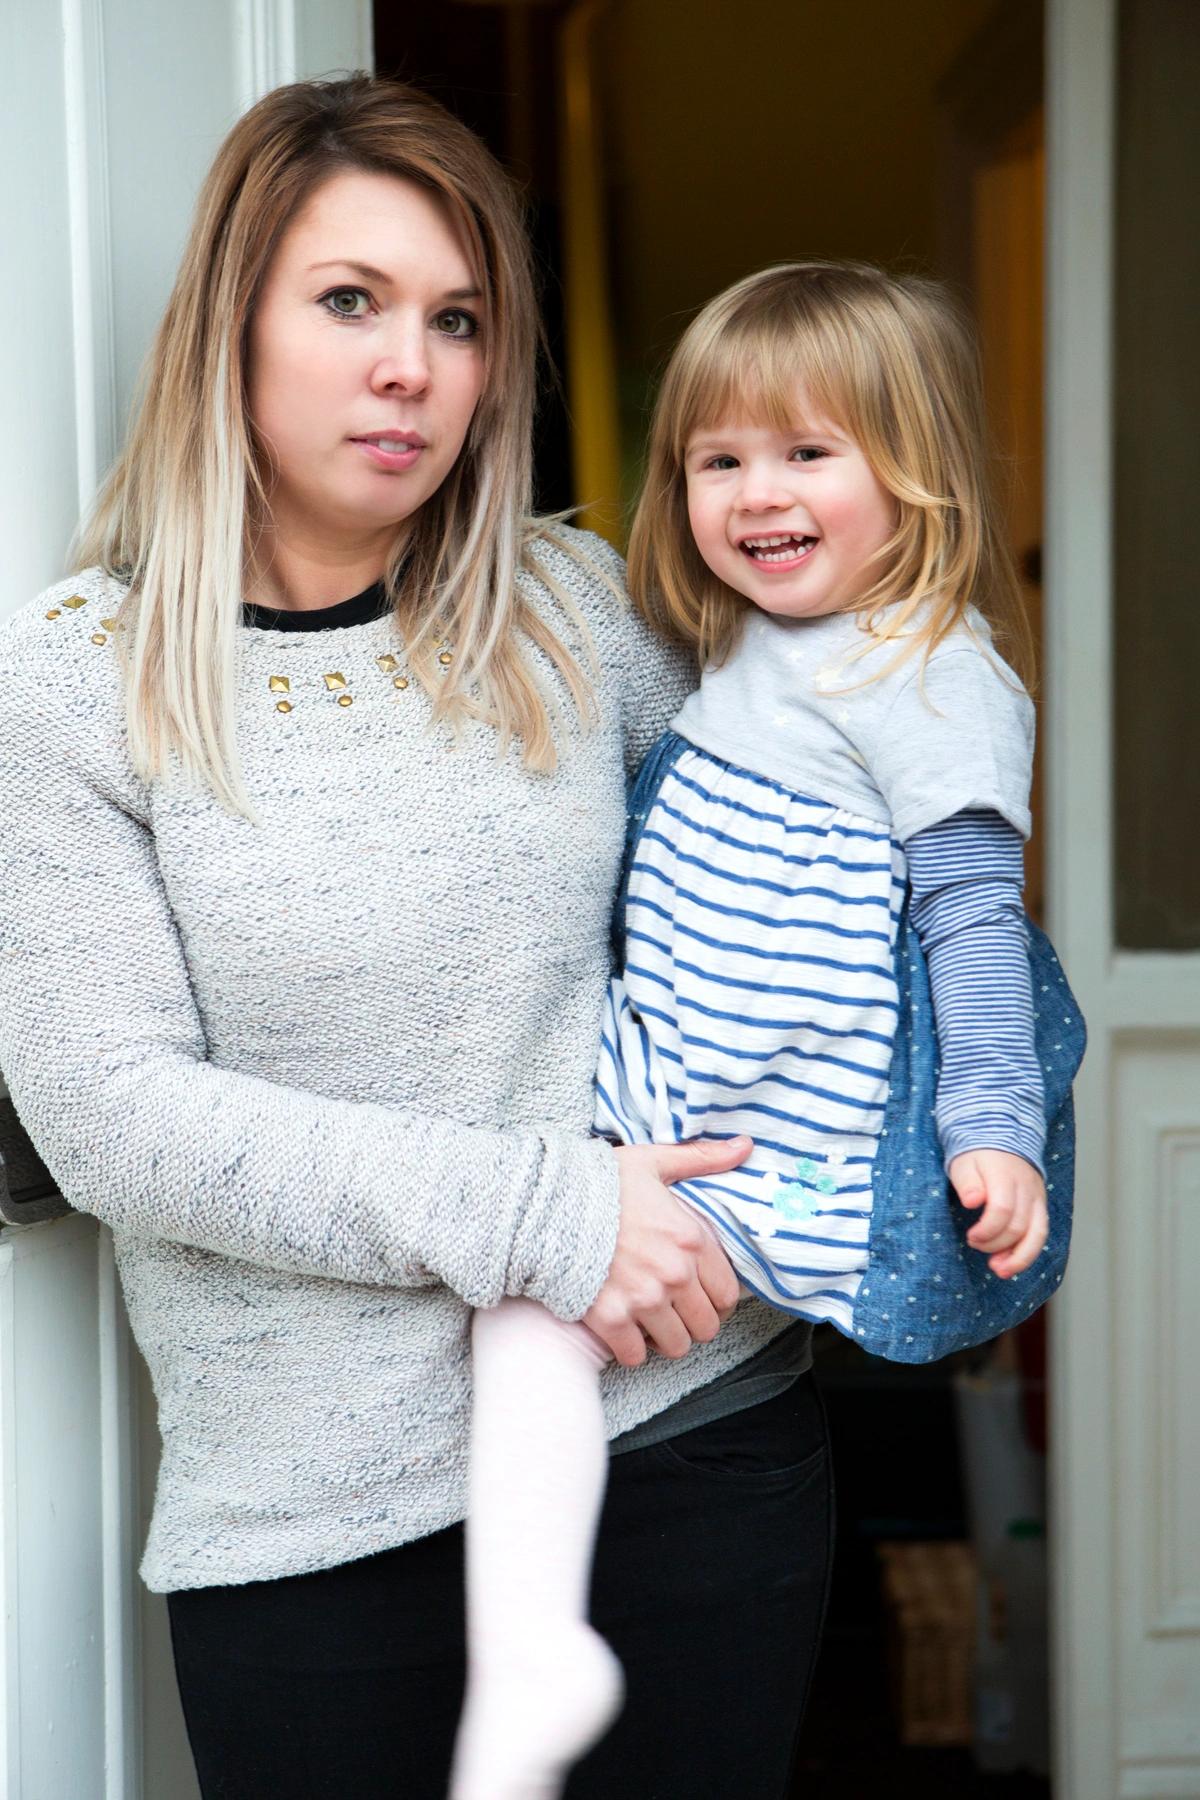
[0,672,618,1319]
[906,809,1048,1276]
[905,808,1046,1174]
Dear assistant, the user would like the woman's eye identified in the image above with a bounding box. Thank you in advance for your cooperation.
[435,309,479,339]
[320,287,370,319]
[792,446,827,463]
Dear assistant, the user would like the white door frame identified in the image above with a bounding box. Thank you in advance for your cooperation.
[1047,2,1200,1795]
[1045,0,1118,1792]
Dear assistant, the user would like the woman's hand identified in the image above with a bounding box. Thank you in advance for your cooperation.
[949,1148,1049,1278]
[584,1137,750,1368]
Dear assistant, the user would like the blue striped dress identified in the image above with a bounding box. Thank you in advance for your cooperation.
[595,744,908,1336]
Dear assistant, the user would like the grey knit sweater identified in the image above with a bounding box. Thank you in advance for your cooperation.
[0,527,790,1592]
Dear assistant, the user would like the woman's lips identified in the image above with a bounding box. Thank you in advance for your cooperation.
[350,435,427,472]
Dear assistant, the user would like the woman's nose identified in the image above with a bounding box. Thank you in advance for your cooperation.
[369,324,432,398]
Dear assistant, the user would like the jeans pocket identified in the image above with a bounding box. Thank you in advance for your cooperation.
[650,1374,829,1487]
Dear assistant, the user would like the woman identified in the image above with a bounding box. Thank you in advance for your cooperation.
[0,76,831,1798]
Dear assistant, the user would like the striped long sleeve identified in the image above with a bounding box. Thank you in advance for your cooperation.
[905,809,1046,1176]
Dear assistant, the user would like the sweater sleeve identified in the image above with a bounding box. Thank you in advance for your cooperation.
[905,809,1046,1175]
[0,673,619,1319]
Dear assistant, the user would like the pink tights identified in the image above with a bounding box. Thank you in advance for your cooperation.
[448,1297,623,1800]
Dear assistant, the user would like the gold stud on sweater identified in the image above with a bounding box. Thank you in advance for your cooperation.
[323,672,346,691]
[91,633,108,646]
[269,676,290,694]
[376,654,398,674]
[45,609,62,620]
[63,595,88,610]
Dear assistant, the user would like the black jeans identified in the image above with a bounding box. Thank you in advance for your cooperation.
[168,1370,834,1800]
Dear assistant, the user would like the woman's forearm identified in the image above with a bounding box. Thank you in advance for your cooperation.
[0,676,619,1315]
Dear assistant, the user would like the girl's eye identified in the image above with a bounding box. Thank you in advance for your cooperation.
[435,309,479,339]
[704,454,738,472]
[320,287,370,320]
[792,446,827,463]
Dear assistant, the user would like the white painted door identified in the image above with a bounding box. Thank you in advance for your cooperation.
[1046,1,1200,1796]
[0,7,370,1797]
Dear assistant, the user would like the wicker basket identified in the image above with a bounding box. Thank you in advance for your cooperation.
[877,1539,977,1747]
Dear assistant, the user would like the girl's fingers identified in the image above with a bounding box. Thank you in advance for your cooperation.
[966,1191,1021,1251]
[948,1154,986,1210]
[968,1181,1044,1253]
[989,1198,1050,1277]
[952,1152,1050,1273]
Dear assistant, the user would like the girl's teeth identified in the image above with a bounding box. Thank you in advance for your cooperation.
[744,536,815,563]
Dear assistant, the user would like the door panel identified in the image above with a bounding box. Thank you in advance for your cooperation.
[1048,2,1200,1795]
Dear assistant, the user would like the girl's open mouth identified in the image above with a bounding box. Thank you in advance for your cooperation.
[740,534,819,566]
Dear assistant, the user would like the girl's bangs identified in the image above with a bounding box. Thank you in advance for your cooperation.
[675,311,845,456]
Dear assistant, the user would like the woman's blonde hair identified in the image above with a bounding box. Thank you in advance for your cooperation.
[628,260,1033,687]
[75,74,597,814]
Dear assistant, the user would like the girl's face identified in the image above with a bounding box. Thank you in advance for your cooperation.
[684,392,896,620]
[247,168,487,556]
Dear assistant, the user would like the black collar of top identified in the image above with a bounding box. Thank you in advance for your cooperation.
[241,578,393,633]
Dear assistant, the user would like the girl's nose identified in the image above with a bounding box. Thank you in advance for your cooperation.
[735,464,792,513]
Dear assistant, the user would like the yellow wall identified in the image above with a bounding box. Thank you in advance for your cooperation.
[599,0,997,376]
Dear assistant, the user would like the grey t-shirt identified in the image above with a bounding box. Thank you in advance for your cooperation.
[610,1319,812,1456]
[674,605,1034,843]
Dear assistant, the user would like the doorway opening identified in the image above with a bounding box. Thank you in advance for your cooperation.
[375,3,1051,1790]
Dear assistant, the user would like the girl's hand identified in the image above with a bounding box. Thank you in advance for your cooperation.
[948,1149,1049,1278]
[584,1138,750,1368]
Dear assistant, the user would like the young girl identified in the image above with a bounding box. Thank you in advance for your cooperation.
[450,261,1082,1800]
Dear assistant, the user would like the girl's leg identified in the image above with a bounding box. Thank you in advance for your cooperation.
[450,1297,623,1800]
[166,1368,833,1800]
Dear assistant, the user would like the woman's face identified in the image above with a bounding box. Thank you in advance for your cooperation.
[247,168,487,555]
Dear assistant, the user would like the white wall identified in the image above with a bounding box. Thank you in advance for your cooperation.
[0,3,87,608]
[0,5,370,1795]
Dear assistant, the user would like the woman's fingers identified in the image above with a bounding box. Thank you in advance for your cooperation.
[584,1305,647,1368]
[669,1281,725,1348]
[586,1139,751,1366]
[649,1144,743,1335]
[638,1302,700,1360]
[695,1223,742,1321]
[650,1134,752,1187]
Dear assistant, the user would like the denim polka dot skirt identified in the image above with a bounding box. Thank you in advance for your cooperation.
[596,731,1086,1364]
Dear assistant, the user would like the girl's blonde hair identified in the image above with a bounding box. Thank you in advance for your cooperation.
[76,74,597,815]
[628,260,1033,687]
